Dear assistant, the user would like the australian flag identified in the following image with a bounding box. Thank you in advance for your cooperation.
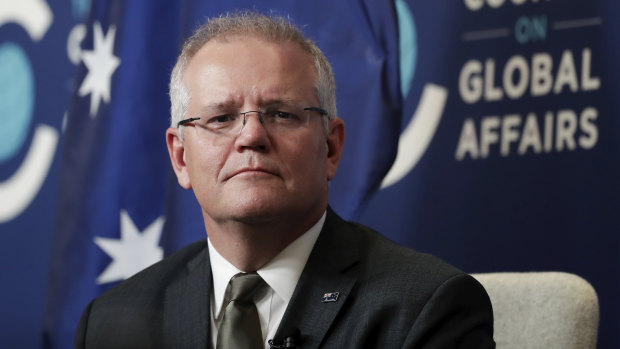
[43,2,195,347]
[44,1,401,348]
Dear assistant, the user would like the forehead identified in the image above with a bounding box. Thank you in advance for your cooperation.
[183,36,317,107]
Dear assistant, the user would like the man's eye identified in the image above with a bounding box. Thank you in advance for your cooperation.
[207,115,236,124]
[270,111,298,120]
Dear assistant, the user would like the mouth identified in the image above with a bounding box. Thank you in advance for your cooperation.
[228,167,278,180]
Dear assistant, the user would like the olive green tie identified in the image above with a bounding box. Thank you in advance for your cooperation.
[217,272,266,349]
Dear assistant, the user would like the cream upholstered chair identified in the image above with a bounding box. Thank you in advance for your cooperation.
[471,272,599,349]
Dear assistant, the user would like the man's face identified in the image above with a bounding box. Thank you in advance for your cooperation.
[167,36,344,228]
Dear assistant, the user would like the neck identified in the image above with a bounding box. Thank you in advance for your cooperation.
[204,208,325,271]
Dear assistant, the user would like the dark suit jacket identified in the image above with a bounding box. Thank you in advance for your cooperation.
[75,208,495,348]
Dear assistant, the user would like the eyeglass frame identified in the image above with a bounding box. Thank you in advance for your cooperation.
[177,106,328,128]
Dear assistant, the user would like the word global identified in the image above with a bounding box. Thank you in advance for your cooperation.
[459,48,599,104]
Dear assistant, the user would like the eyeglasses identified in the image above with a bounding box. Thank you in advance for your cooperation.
[177,106,328,137]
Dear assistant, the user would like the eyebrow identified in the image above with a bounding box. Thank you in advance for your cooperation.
[257,98,302,109]
[198,101,239,115]
[200,98,300,114]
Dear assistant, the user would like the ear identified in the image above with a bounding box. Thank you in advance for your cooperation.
[326,118,345,181]
[166,128,192,189]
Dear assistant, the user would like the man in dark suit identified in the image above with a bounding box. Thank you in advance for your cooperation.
[76,11,494,348]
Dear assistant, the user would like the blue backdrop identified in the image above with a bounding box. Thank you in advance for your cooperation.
[0,0,617,348]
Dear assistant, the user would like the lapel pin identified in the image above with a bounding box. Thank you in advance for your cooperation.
[322,292,339,303]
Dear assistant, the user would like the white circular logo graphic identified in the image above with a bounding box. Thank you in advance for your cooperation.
[0,0,59,223]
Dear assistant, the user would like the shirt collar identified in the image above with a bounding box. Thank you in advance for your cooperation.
[208,240,242,316]
[208,212,326,315]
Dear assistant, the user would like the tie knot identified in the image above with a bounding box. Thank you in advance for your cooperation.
[228,272,265,303]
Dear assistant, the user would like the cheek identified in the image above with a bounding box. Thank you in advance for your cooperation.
[185,138,228,183]
[286,134,328,177]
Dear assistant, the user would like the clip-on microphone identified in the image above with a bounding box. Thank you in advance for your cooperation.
[268,327,300,348]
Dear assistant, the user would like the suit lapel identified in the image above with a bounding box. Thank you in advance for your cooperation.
[275,208,359,348]
[163,245,212,347]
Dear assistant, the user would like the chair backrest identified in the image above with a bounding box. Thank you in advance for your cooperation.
[471,272,599,349]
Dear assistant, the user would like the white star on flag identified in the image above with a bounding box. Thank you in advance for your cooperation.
[78,21,121,117]
[94,210,164,284]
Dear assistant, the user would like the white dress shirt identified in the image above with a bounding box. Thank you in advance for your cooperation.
[208,212,326,349]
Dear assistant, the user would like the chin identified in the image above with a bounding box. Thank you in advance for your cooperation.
[228,197,288,223]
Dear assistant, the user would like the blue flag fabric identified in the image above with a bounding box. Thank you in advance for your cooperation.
[44,1,185,347]
[44,1,400,347]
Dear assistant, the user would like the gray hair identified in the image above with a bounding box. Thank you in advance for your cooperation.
[169,11,337,136]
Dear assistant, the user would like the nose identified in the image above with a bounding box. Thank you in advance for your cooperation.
[234,112,271,152]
